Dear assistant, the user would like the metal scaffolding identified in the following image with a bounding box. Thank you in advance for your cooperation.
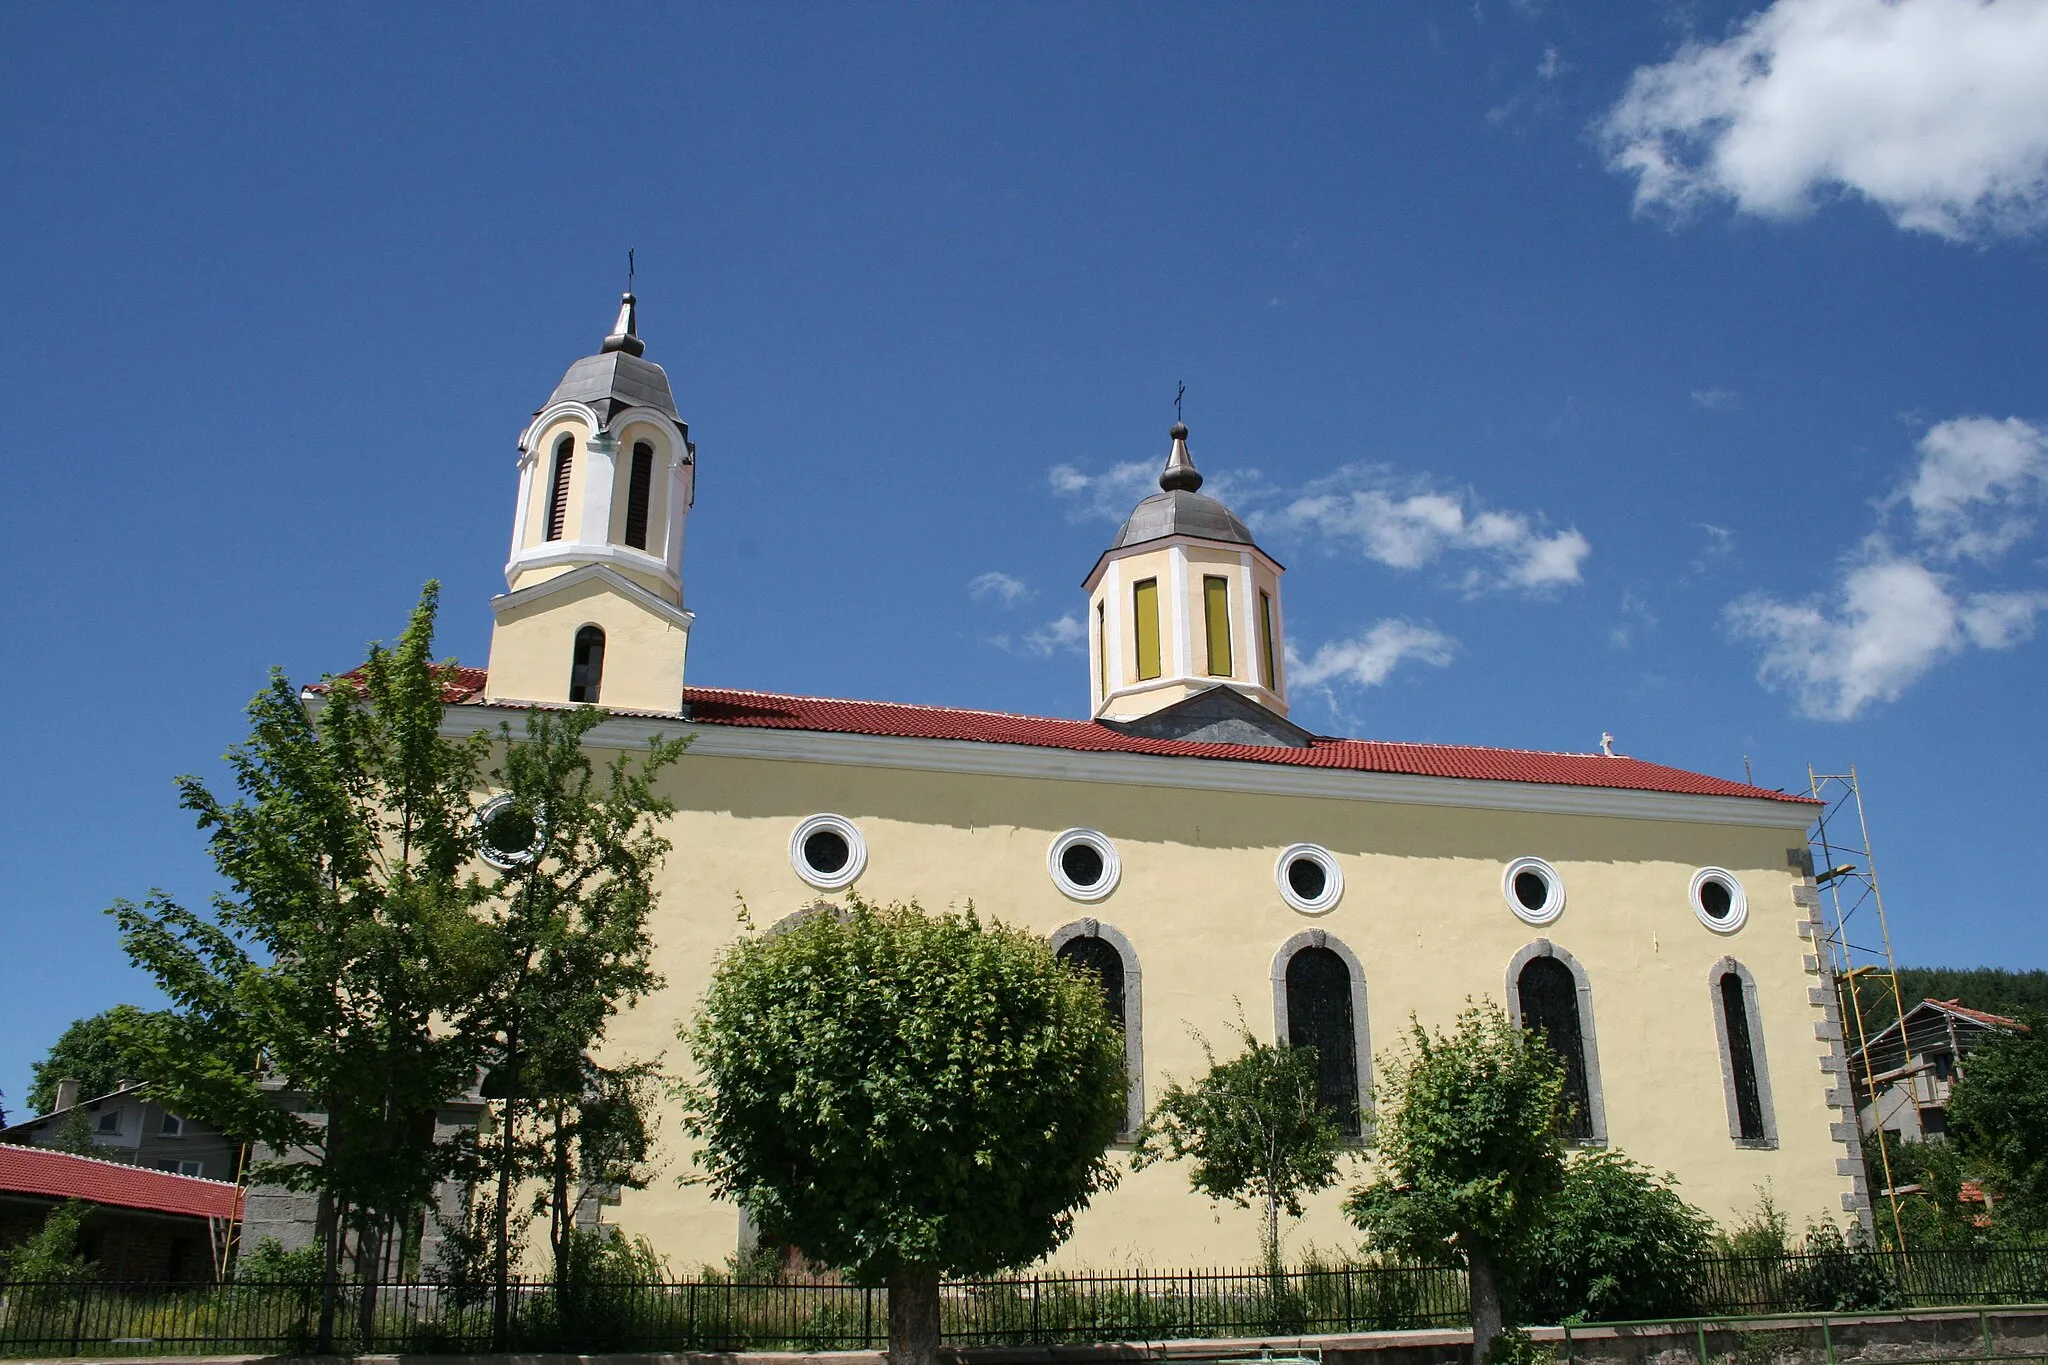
[1809,765,1911,1251]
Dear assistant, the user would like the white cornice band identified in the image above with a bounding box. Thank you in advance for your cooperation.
[437,708,1815,830]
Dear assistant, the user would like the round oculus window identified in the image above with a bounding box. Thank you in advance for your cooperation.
[1503,856,1564,925]
[1047,829,1120,902]
[476,796,544,870]
[1275,843,1343,915]
[1690,867,1748,933]
[790,814,866,890]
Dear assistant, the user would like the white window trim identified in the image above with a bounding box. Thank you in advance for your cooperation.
[1503,855,1565,925]
[790,813,866,890]
[475,795,545,871]
[1690,866,1750,934]
[1047,828,1121,903]
[1275,843,1344,915]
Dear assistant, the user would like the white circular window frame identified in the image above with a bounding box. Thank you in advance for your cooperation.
[1047,828,1121,903]
[790,813,867,891]
[475,795,545,871]
[1503,856,1565,925]
[1275,843,1344,915]
[1690,866,1749,934]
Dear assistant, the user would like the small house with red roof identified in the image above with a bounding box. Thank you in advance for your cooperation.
[1854,998,2026,1143]
[0,1144,239,1282]
[320,295,1865,1267]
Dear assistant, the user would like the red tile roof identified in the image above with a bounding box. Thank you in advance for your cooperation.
[0,1145,241,1221]
[438,675,1811,804]
[1928,999,2029,1032]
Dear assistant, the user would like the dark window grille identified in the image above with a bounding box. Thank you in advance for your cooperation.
[546,437,575,542]
[1720,970,1767,1140]
[802,829,849,875]
[1060,841,1106,890]
[625,442,654,549]
[1518,956,1594,1140]
[569,626,605,704]
[1057,935,1125,1031]
[1285,946,1361,1136]
[1286,856,1328,902]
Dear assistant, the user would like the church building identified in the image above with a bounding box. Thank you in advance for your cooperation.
[438,296,1866,1267]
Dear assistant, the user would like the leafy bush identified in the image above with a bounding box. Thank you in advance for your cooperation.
[1782,1221,1900,1312]
[1519,1152,1715,1324]
[232,1236,324,1287]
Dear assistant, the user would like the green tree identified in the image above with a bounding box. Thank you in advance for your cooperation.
[109,584,496,1351]
[1345,1003,1567,1365]
[1947,1010,2048,1236]
[1133,1022,1348,1275]
[680,895,1127,1365]
[26,1006,175,1114]
[1519,1152,1713,1323]
[1,1199,94,1286]
[457,706,682,1346]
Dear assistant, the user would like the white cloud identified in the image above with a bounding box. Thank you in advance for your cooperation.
[1599,0,2048,242]
[967,571,1033,607]
[1900,416,2048,561]
[1274,467,1590,593]
[1727,556,2046,720]
[1048,461,1158,522]
[1291,620,1459,691]
[1691,387,1738,411]
[1024,614,1086,656]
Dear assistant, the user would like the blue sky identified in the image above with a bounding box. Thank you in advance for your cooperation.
[4,2,2047,1115]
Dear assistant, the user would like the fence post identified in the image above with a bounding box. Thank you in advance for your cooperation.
[1344,1267,1354,1333]
[1822,1312,1835,1365]
[864,1285,874,1350]
[1979,1308,1992,1361]
[1696,1318,1709,1365]
[1032,1276,1041,1344]
[1562,1321,1573,1365]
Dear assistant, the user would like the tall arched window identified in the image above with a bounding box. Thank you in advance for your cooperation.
[1057,936,1125,1034]
[545,436,575,542]
[1284,946,1362,1136]
[624,441,654,549]
[569,625,605,704]
[1711,959,1776,1146]
[1052,921,1144,1135]
[1517,955,1596,1140]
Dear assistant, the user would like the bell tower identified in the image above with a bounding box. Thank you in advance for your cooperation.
[1083,422,1288,723]
[483,294,697,714]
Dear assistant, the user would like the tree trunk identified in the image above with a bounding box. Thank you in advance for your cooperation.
[355,1215,383,1349]
[887,1264,942,1365]
[315,1191,339,1354]
[550,1101,573,1292]
[1467,1246,1503,1365]
[491,1094,518,1351]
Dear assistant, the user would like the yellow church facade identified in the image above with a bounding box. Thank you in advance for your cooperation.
[442,298,1866,1270]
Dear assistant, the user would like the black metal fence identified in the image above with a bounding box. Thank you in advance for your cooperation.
[4,1248,2046,1358]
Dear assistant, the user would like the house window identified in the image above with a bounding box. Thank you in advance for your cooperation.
[568,626,605,703]
[1285,946,1362,1136]
[1931,1050,1955,1083]
[160,1112,185,1137]
[1203,575,1233,676]
[95,1108,122,1134]
[1275,843,1344,915]
[545,436,575,542]
[1053,921,1145,1136]
[624,441,654,549]
[1711,959,1776,1146]
[1096,601,1107,697]
[1133,579,1161,681]
[1057,935,1126,1033]
[789,813,867,890]
[1048,828,1121,902]
[1518,955,1595,1140]
[1258,591,1277,690]
[1720,971,1767,1140]
[1919,1107,1948,1138]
